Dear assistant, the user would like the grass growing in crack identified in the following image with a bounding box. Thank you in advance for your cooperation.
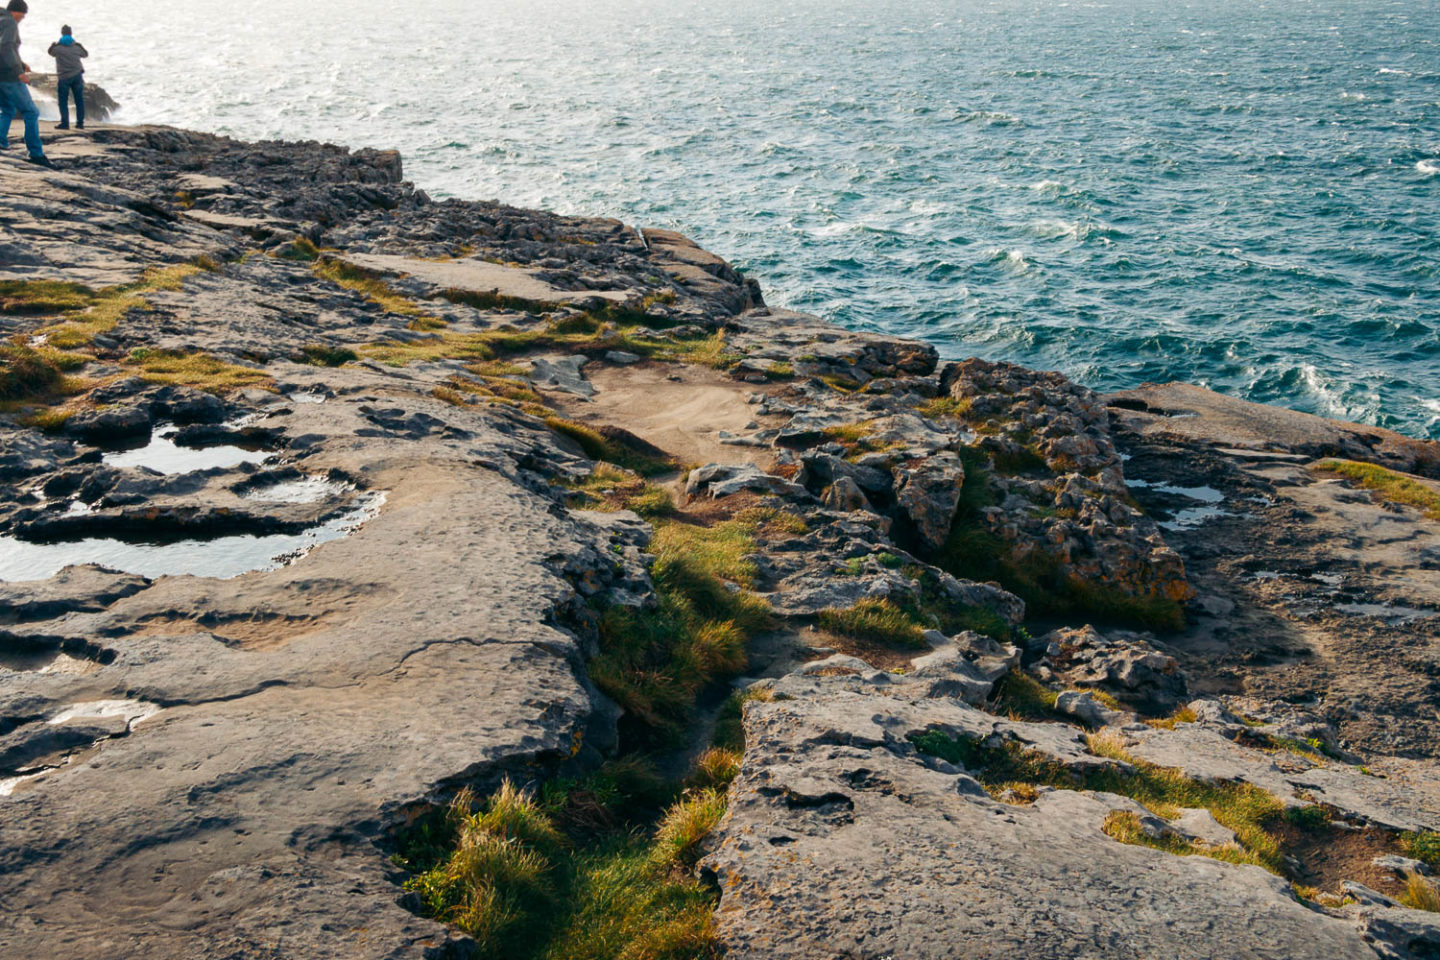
[590,513,772,745]
[711,687,773,754]
[1400,873,1440,913]
[16,256,221,355]
[0,279,95,315]
[1402,831,1440,870]
[909,728,1329,876]
[816,598,928,649]
[124,348,272,393]
[398,754,739,960]
[298,344,358,367]
[1146,705,1199,730]
[1102,810,1260,869]
[0,344,72,400]
[272,236,322,261]
[564,463,677,520]
[546,418,677,476]
[1314,459,1440,521]
[314,257,435,319]
[988,670,1060,721]
[918,396,973,421]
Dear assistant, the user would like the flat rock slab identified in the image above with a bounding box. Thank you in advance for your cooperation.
[340,252,633,306]
[1107,382,1440,476]
[0,387,645,959]
[706,695,1411,960]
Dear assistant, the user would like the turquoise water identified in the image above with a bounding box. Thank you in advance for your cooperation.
[25,0,1440,437]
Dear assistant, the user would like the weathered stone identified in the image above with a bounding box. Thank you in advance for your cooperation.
[1035,624,1187,712]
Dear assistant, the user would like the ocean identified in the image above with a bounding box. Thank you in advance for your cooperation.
[19,0,1440,438]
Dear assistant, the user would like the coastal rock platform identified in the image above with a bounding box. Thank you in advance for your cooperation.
[3,127,1439,958]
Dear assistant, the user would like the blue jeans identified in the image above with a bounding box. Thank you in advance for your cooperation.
[0,81,44,157]
[58,74,85,127]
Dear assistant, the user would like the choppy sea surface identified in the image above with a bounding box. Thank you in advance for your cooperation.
[23,0,1440,438]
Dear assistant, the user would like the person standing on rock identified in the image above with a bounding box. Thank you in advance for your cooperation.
[0,0,54,168]
[48,24,85,129]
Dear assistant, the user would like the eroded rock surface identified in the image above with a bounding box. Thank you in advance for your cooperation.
[4,126,1440,959]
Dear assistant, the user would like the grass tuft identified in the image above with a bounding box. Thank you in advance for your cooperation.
[545,418,677,476]
[124,348,272,393]
[918,396,974,421]
[0,344,66,400]
[911,729,1304,875]
[1315,459,1440,521]
[273,236,322,261]
[688,748,742,790]
[1400,873,1440,913]
[711,687,773,753]
[651,789,728,869]
[590,514,772,745]
[1146,705,1199,730]
[1402,831,1440,871]
[0,279,95,315]
[816,598,928,649]
[298,343,358,367]
[400,761,730,960]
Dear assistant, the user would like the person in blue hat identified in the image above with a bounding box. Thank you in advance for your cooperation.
[48,23,87,129]
[0,0,54,168]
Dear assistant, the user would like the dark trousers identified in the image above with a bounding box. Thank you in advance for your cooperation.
[58,74,85,127]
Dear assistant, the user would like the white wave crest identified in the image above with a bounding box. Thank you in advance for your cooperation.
[1417,160,1439,176]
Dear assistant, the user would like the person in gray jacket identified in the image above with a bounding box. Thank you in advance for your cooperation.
[0,0,54,167]
[48,24,86,129]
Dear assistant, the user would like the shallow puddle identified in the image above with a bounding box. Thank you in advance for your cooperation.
[0,493,386,582]
[1334,601,1436,624]
[239,475,351,504]
[102,424,272,475]
[48,698,161,727]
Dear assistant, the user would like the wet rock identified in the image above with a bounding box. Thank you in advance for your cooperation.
[62,406,152,444]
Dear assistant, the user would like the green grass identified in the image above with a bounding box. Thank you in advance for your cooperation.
[314,257,435,318]
[439,286,553,315]
[272,236,322,261]
[0,279,95,315]
[988,670,1061,722]
[298,343,358,367]
[909,729,1324,876]
[1399,873,1440,913]
[590,513,773,745]
[816,598,929,649]
[563,464,678,520]
[927,445,1186,633]
[1102,810,1264,870]
[546,418,678,477]
[917,396,974,421]
[0,344,67,400]
[124,348,272,393]
[1402,831,1440,871]
[398,753,738,960]
[1315,459,1440,521]
[711,687,773,754]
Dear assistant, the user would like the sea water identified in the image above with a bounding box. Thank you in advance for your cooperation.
[21,0,1440,437]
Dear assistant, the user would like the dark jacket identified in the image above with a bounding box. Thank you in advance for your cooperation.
[48,39,87,80]
[0,16,25,84]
